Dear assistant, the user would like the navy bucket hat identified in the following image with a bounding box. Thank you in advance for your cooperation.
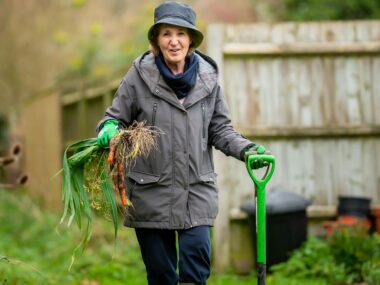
[148,1,204,48]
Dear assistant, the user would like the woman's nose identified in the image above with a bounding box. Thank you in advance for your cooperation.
[169,36,179,45]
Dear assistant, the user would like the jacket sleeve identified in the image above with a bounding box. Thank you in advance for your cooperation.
[96,77,135,133]
[208,85,254,161]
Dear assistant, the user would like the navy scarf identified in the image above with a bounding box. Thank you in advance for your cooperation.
[155,53,199,100]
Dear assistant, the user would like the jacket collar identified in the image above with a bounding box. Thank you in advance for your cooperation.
[134,51,218,110]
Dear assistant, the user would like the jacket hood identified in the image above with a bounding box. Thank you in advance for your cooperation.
[133,51,219,95]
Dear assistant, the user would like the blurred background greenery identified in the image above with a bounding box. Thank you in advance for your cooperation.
[1,0,379,118]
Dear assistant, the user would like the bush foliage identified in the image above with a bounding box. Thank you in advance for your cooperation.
[283,0,380,21]
[272,227,380,285]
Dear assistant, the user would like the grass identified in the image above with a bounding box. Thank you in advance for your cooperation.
[0,189,327,285]
[209,273,327,285]
[0,188,144,285]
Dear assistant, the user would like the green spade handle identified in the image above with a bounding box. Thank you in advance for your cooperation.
[245,152,276,285]
[246,154,276,190]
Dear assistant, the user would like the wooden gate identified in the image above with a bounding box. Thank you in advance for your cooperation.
[207,20,380,272]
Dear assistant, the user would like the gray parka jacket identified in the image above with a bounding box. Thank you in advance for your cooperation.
[97,51,253,229]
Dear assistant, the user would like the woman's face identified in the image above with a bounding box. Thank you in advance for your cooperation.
[157,24,191,73]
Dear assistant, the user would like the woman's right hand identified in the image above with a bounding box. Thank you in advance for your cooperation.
[97,119,120,147]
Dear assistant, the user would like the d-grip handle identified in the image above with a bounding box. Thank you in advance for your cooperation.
[246,154,276,189]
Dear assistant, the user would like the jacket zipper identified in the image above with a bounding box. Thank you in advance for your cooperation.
[152,103,157,126]
[201,102,206,138]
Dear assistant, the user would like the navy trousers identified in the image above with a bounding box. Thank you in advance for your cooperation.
[135,226,211,285]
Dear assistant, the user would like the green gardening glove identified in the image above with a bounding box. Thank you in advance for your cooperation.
[253,145,266,154]
[97,119,120,148]
[244,145,268,169]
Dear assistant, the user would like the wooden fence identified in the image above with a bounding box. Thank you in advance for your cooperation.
[23,89,62,208]
[207,20,380,272]
[60,80,120,145]
[22,79,121,208]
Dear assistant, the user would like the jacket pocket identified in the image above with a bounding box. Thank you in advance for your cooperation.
[127,171,160,184]
[199,172,217,184]
[190,172,219,220]
[126,171,170,222]
[190,171,217,185]
[127,171,160,201]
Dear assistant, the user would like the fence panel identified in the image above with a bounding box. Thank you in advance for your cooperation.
[208,20,380,272]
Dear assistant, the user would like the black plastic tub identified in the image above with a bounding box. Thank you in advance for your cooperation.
[240,188,311,270]
[337,196,371,218]
[247,210,308,269]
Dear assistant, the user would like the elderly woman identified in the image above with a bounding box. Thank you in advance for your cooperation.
[97,2,267,285]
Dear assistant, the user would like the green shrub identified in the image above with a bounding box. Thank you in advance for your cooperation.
[329,227,380,283]
[283,0,380,21]
[272,227,380,285]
